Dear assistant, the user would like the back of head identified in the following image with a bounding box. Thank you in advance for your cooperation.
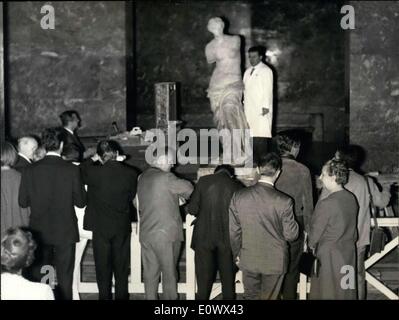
[1,141,18,167]
[97,140,119,163]
[152,146,176,172]
[276,132,301,157]
[41,127,63,152]
[323,159,349,186]
[214,164,235,177]
[17,136,38,156]
[258,152,282,177]
[336,145,362,170]
[1,228,37,274]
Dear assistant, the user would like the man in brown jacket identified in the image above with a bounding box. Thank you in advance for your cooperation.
[137,149,193,300]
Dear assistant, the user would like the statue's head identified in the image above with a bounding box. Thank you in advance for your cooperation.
[207,17,224,35]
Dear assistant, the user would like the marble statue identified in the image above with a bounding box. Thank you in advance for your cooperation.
[205,17,250,163]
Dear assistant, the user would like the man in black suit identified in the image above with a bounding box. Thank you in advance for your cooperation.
[14,136,38,173]
[19,127,86,300]
[59,110,94,162]
[80,140,138,300]
[186,165,243,300]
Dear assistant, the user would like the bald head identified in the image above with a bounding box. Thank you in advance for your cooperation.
[153,149,175,172]
[17,137,38,160]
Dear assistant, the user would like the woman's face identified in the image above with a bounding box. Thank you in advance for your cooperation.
[320,165,335,190]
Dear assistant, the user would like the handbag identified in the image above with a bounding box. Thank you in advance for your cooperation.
[366,177,388,256]
[298,234,320,277]
[299,250,319,277]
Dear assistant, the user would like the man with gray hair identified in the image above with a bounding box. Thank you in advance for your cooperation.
[14,136,38,173]
[137,148,193,300]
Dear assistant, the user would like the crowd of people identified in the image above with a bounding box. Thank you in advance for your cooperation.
[1,110,392,300]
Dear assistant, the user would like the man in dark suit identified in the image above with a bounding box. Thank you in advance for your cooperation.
[137,148,193,300]
[19,127,86,300]
[229,153,299,300]
[80,140,138,300]
[59,110,93,162]
[14,136,38,173]
[186,165,243,300]
[275,132,314,299]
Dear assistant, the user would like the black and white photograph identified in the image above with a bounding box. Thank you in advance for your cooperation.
[0,0,398,312]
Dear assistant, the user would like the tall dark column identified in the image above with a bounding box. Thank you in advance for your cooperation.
[125,0,136,130]
[0,2,5,143]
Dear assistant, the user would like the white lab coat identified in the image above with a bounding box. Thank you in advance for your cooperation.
[243,62,273,138]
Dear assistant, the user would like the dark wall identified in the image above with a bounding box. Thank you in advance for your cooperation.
[250,1,346,143]
[0,2,4,143]
[7,1,126,138]
[135,0,346,143]
[135,0,251,129]
[349,1,399,173]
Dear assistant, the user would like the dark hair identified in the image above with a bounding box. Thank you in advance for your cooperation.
[336,145,361,169]
[248,45,266,57]
[97,140,119,163]
[1,228,37,274]
[1,141,18,167]
[324,159,348,185]
[276,132,301,156]
[59,110,81,127]
[214,164,235,177]
[41,127,63,152]
[258,152,282,176]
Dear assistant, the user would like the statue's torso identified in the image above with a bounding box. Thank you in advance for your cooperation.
[206,35,242,92]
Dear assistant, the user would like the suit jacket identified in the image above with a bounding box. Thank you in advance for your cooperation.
[275,156,314,232]
[187,171,243,250]
[60,128,86,162]
[229,182,298,275]
[137,167,193,243]
[19,155,86,245]
[80,159,138,236]
[14,154,31,174]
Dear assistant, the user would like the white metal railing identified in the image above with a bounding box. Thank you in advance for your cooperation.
[74,210,244,299]
[75,208,398,300]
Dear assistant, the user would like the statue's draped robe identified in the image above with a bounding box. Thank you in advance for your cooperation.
[205,35,249,161]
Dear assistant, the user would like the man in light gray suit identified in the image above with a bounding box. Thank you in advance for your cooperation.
[229,153,299,300]
[137,149,193,300]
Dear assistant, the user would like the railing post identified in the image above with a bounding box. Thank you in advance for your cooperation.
[185,214,196,300]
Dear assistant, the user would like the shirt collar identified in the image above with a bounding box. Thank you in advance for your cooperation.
[64,127,74,135]
[46,151,62,157]
[252,62,262,69]
[258,179,274,187]
[18,153,31,163]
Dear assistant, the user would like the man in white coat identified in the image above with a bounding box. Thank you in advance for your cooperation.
[243,46,274,162]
